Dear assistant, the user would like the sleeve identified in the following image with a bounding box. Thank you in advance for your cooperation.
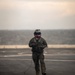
[42,38,47,48]
[39,38,47,49]
[29,38,33,47]
[29,38,36,47]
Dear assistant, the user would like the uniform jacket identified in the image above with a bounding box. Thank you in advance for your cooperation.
[29,37,47,53]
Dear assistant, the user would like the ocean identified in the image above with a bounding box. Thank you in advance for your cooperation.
[0,30,75,45]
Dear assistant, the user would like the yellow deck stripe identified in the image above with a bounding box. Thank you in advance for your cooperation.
[0,45,75,49]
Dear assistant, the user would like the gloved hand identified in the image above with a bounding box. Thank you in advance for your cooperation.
[38,46,45,49]
[31,42,37,47]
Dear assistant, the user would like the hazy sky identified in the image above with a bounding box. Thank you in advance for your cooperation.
[0,0,75,30]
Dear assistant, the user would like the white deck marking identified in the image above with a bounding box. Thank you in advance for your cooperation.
[2,54,32,57]
[45,59,75,62]
[0,51,20,52]
[0,58,75,62]
[0,54,75,57]
[44,54,75,56]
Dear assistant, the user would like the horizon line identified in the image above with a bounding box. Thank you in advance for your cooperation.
[0,29,75,31]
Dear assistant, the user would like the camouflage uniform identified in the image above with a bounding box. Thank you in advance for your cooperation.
[29,37,47,75]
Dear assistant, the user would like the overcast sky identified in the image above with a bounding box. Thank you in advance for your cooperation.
[0,0,75,30]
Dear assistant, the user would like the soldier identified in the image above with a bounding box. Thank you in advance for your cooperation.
[29,29,47,75]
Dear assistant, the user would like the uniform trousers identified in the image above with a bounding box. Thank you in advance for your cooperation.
[32,52,46,75]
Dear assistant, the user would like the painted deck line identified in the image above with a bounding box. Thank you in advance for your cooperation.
[0,45,75,49]
[0,54,75,57]
[45,59,75,62]
[0,58,75,62]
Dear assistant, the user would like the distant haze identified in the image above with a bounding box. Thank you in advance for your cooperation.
[0,0,75,30]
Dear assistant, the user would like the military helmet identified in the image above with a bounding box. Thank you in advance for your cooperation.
[34,29,41,35]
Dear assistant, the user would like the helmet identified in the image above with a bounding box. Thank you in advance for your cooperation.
[34,29,41,35]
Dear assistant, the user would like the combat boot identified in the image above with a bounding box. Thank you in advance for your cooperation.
[36,71,40,75]
[42,73,46,75]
